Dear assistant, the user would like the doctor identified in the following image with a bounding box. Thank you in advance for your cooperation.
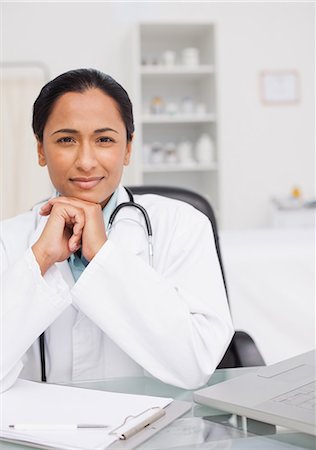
[1,68,233,393]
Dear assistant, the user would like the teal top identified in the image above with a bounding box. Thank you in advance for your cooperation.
[68,189,119,281]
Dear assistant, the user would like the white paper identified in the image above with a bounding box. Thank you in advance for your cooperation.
[0,379,172,450]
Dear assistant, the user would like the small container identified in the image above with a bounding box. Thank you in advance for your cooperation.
[164,142,178,164]
[150,142,164,164]
[177,140,194,164]
[162,50,176,66]
[181,47,200,66]
[150,96,164,115]
[165,102,179,115]
[196,102,207,115]
[195,134,215,164]
[181,97,194,114]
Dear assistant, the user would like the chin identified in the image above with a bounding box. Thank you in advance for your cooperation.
[61,191,99,203]
[81,194,103,203]
[82,191,111,205]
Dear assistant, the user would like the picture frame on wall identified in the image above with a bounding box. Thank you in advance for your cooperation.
[259,70,300,105]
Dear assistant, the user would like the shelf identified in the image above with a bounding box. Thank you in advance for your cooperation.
[141,114,216,124]
[143,163,218,173]
[140,65,215,76]
[135,23,219,214]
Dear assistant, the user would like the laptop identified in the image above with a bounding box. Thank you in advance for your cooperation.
[194,350,316,435]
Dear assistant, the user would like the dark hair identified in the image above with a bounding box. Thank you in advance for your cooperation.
[32,68,134,142]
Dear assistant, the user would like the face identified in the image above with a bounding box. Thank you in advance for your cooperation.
[37,88,132,207]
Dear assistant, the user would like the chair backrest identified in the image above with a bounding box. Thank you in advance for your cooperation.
[128,185,228,298]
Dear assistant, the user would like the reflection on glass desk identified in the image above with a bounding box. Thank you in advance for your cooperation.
[1,368,315,450]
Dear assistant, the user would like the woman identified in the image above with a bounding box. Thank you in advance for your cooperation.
[1,69,233,392]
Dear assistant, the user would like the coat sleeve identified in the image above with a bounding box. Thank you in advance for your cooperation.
[0,245,72,392]
[71,206,234,389]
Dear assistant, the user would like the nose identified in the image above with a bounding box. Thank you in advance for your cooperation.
[75,141,97,172]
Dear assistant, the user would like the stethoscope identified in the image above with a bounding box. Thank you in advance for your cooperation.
[39,187,153,382]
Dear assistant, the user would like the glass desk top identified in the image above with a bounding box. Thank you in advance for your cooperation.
[1,367,315,450]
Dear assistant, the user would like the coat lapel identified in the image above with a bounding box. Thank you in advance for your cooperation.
[106,185,148,259]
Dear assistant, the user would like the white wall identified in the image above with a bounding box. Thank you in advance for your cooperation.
[1,2,314,229]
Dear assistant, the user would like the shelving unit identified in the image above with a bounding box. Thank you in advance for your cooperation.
[143,162,218,173]
[132,23,219,213]
[141,114,216,124]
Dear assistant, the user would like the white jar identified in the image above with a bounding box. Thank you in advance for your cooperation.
[177,140,194,164]
[162,50,176,66]
[181,47,200,66]
[181,96,194,114]
[195,134,215,164]
[196,102,207,115]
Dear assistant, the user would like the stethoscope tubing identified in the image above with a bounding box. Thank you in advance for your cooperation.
[39,187,153,382]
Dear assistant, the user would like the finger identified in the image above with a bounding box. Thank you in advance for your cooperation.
[73,220,83,236]
[66,206,85,231]
[64,206,85,251]
[68,234,81,253]
[46,196,94,208]
[39,201,54,215]
[40,197,80,214]
[45,202,85,247]
[50,197,103,216]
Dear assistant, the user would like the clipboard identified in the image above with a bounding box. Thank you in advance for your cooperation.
[108,400,191,449]
[0,401,191,450]
[0,380,191,450]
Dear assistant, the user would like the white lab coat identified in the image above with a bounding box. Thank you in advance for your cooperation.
[1,185,233,392]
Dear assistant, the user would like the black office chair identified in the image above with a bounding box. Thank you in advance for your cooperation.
[128,185,265,369]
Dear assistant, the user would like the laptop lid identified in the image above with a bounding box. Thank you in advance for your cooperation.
[194,350,316,435]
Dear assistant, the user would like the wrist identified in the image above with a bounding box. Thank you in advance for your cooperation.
[83,236,107,262]
[32,243,54,275]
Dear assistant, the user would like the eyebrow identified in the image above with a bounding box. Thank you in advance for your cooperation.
[51,127,119,136]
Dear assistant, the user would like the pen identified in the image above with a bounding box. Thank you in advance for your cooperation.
[120,408,166,440]
[8,424,109,430]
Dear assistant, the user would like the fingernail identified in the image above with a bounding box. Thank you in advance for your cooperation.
[73,243,81,251]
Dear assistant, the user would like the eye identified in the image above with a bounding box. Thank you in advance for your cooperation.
[97,136,114,144]
[56,136,76,144]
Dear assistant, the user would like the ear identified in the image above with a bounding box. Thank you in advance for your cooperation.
[37,138,47,167]
[123,138,133,166]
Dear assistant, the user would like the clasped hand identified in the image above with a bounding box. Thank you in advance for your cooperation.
[32,197,107,275]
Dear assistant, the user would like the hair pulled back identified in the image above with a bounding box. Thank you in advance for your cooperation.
[32,68,134,142]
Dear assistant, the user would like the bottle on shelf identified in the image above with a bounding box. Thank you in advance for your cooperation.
[195,133,215,164]
[177,140,195,164]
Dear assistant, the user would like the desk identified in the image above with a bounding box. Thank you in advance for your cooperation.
[1,368,314,450]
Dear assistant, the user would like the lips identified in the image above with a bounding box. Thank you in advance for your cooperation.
[70,176,104,190]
